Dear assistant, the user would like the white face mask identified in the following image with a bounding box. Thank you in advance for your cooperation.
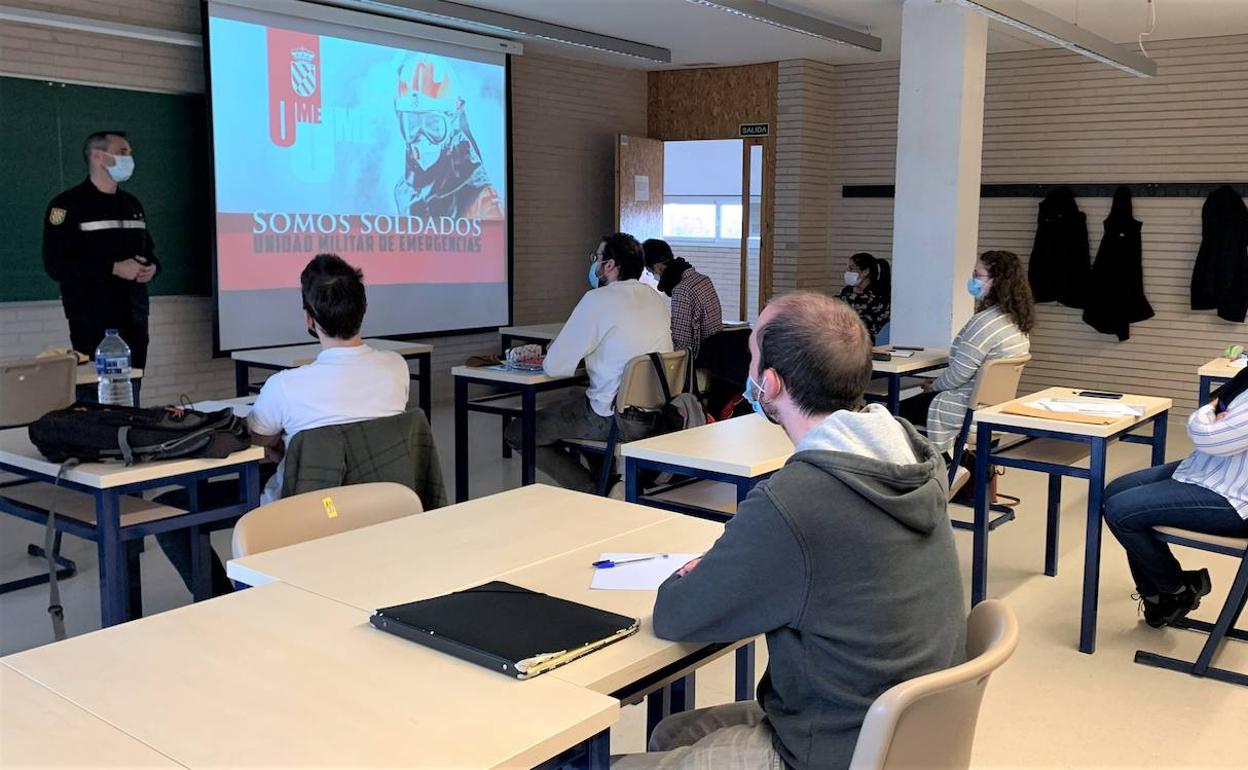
[106,154,134,183]
[640,268,660,290]
[844,271,861,287]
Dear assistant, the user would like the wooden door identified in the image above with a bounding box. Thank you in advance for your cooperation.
[615,134,664,239]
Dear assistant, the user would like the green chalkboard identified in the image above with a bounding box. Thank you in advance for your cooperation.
[0,76,210,301]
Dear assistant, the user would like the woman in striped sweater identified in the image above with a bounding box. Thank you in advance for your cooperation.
[899,250,1034,454]
[1104,369,1248,628]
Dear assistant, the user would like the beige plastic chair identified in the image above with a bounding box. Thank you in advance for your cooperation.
[562,350,690,495]
[848,599,1020,770]
[947,354,1031,506]
[231,482,423,558]
[0,354,76,428]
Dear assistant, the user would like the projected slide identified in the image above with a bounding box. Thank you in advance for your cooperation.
[208,6,508,350]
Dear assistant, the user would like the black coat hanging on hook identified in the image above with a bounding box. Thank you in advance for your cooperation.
[1191,185,1248,323]
[1083,186,1154,341]
[1028,186,1090,308]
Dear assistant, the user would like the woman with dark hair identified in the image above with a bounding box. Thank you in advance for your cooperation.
[643,238,723,359]
[837,252,891,341]
[899,250,1034,453]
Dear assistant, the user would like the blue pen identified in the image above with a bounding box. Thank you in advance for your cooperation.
[592,554,668,569]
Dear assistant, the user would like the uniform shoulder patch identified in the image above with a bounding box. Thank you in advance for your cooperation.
[48,208,67,226]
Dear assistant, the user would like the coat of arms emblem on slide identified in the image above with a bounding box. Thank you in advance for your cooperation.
[290,47,318,98]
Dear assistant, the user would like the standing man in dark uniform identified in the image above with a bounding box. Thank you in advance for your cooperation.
[43,131,159,387]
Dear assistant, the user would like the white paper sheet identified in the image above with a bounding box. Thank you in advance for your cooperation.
[590,552,700,591]
[1030,398,1144,418]
[193,400,254,418]
[1231,358,1247,370]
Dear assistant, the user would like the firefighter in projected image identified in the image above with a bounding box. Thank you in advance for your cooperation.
[393,54,503,220]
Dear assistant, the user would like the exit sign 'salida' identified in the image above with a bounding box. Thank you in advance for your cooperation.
[739,123,769,137]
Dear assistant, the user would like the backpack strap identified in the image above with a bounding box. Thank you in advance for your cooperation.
[647,352,673,404]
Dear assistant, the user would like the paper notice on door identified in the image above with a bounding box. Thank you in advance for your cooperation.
[635,175,650,202]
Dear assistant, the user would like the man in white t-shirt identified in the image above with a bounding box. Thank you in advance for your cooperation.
[504,233,672,492]
[155,254,409,597]
[247,254,411,503]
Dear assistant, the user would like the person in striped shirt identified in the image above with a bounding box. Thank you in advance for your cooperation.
[898,250,1034,454]
[1104,369,1248,628]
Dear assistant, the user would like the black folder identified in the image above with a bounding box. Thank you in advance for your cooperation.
[369,581,640,679]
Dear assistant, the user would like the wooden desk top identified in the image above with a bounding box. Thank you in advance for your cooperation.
[230,338,433,368]
[620,414,794,479]
[504,514,736,696]
[1,665,177,768]
[2,583,618,769]
[499,322,565,341]
[75,364,144,385]
[974,387,1173,438]
[0,428,263,489]
[451,364,584,385]
[1199,357,1246,379]
[226,484,671,608]
[871,348,949,375]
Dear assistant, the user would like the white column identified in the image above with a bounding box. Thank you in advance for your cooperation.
[890,0,988,347]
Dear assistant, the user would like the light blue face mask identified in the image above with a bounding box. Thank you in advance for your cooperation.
[967,276,987,300]
[588,261,601,289]
[744,374,776,423]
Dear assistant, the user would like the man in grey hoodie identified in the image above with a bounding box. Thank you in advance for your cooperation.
[614,292,966,770]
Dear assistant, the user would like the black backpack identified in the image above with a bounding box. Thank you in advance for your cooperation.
[29,402,251,465]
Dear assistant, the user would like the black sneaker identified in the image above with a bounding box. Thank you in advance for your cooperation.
[1184,568,1212,607]
[1138,580,1207,629]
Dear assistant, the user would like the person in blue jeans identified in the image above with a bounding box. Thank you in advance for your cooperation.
[1104,368,1248,628]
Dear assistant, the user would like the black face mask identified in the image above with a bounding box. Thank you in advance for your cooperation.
[303,303,320,340]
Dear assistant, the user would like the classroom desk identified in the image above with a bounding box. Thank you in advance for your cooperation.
[1,665,178,768]
[1198,356,1245,403]
[867,348,950,413]
[231,338,433,417]
[227,484,671,607]
[0,428,262,626]
[228,486,752,747]
[621,413,794,521]
[970,387,1171,654]
[452,364,586,501]
[1,582,619,769]
[500,322,565,353]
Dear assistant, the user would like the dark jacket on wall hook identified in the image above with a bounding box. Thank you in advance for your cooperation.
[1191,185,1248,323]
[1028,186,1090,308]
[1083,186,1154,341]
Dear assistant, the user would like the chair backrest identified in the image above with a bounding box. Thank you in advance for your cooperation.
[968,354,1032,410]
[231,481,423,557]
[848,599,1020,770]
[615,350,690,413]
[0,354,76,428]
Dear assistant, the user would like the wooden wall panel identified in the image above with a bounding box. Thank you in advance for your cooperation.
[828,35,1248,415]
[648,64,776,310]
[615,134,665,241]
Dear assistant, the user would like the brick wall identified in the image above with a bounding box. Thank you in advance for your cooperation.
[667,240,760,322]
[1,1,647,405]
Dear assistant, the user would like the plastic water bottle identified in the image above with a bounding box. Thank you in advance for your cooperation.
[95,329,134,406]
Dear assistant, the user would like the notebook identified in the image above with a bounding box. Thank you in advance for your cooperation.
[370,581,640,679]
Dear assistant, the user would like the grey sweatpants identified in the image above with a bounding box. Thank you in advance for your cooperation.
[611,702,784,770]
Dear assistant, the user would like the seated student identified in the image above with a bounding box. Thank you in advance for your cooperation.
[898,250,1033,455]
[642,238,723,360]
[1104,368,1248,628]
[505,233,671,493]
[838,251,891,342]
[155,254,410,597]
[615,292,965,770]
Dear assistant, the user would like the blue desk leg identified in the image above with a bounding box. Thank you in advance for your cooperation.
[1151,412,1168,467]
[887,375,902,415]
[645,674,697,744]
[454,377,469,502]
[624,458,640,503]
[241,461,261,509]
[96,490,126,627]
[1079,438,1108,654]
[521,387,537,486]
[416,352,432,419]
[580,729,610,770]
[735,644,756,701]
[1045,474,1062,577]
[1198,376,1212,407]
[971,421,993,605]
[670,674,695,713]
[234,362,249,398]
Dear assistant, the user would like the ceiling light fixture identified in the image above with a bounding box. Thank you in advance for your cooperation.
[683,0,882,52]
[325,0,672,63]
[953,0,1157,77]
